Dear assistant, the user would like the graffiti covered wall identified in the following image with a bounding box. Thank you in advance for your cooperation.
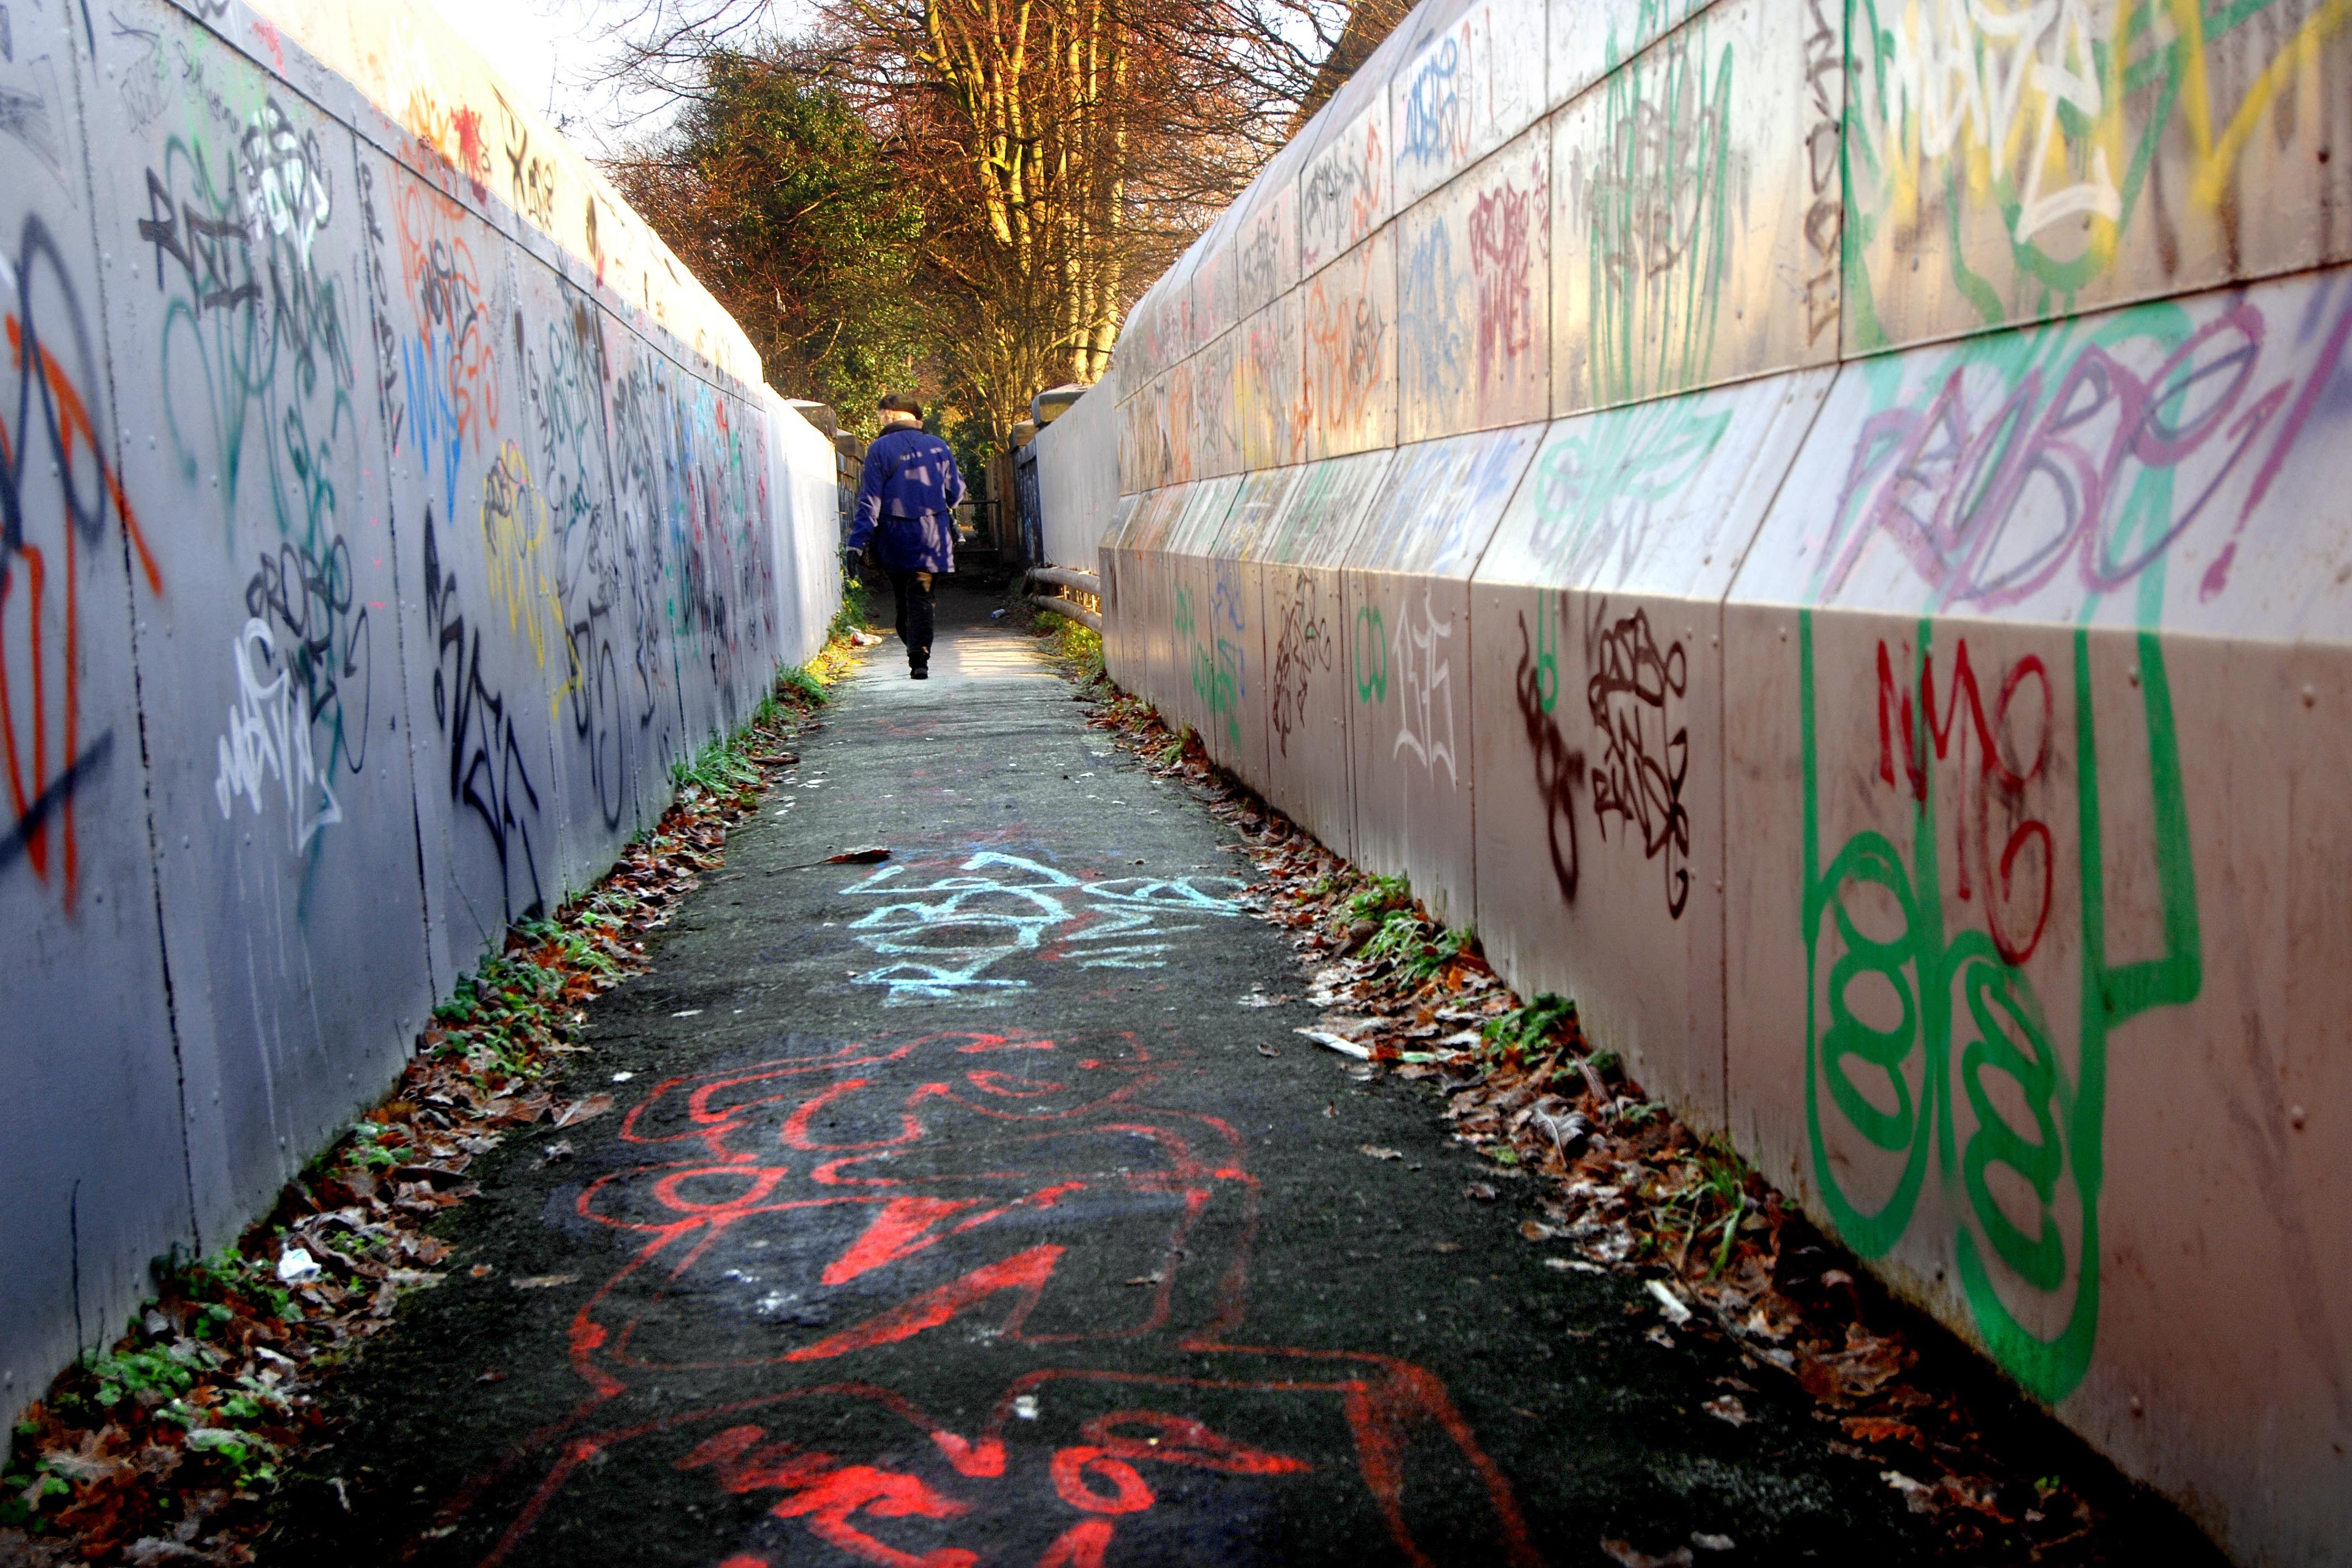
[1,0,840,1439]
[1083,0,2352,1561]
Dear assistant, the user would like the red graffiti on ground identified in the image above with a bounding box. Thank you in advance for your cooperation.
[462,1029,1541,1567]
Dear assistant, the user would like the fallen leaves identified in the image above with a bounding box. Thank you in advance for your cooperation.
[552,1094,613,1128]
[1645,1280,1693,1326]
[1294,1028,1370,1060]
[1602,1537,1693,1567]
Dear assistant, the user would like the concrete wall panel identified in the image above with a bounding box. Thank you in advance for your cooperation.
[1343,426,1541,926]
[1238,293,1305,472]
[1192,231,1240,357]
[1468,371,1829,1124]
[0,0,194,1420]
[1548,0,1718,108]
[1096,484,1185,691]
[1031,385,1120,569]
[1164,477,1246,745]
[1198,467,1298,793]
[1194,328,1243,481]
[1299,103,1392,279]
[1302,228,1398,459]
[1252,453,1395,858]
[1236,180,1300,320]
[1734,268,2352,635]
[1125,482,1203,732]
[1844,0,2352,355]
[1551,0,1843,414]
[1162,360,1196,485]
[1389,0,1548,210]
[1398,126,1551,442]
[1714,604,2332,1547]
[84,6,438,1252]
[764,387,845,656]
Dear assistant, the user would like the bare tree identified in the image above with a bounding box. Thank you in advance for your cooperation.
[587,0,1405,434]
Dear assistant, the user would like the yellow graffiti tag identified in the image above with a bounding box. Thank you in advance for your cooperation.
[477,442,571,715]
[2180,0,2352,209]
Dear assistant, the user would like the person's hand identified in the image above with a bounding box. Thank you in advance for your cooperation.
[841,546,864,578]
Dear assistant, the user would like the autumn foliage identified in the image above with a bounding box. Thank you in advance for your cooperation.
[601,0,1407,438]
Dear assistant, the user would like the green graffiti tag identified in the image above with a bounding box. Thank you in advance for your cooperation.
[1353,603,1389,703]
[1799,611,2200,1402]
[1525,390,1731,585]
[1574,20,1735,404]
[1177,580,1247,749]
[1532,591,1558,716]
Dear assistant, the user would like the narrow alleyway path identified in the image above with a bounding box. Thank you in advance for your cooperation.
[305,590,2053,1566]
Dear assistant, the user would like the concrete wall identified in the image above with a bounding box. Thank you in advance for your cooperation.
[1,0,839,1434]
[1029,385,1119,569]
[1091,1,2352,1561]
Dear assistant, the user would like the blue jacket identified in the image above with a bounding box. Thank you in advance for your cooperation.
[848,426,969,573]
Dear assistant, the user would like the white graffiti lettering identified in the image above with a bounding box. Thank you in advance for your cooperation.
[214,617,341,853]
[1390,588,1457,783]
[837,851,1245,1004]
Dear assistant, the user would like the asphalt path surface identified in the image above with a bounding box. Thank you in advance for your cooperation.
[296,588,2108,1567]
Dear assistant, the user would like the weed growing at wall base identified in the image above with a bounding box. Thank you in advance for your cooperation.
[0,635,867,1566]
[1001,588,1108,685]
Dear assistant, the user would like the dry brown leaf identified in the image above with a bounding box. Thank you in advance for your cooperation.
[553,1094,614,1128]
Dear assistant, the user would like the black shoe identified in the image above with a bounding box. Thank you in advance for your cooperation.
[910,666,929,680]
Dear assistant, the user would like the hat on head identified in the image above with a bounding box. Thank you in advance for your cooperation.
[878,392,923,419]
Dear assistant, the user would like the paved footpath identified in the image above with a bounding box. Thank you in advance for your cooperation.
[302,589,2106,1567]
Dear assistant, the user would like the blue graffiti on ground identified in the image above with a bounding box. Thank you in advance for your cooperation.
[836,851,1246,1003]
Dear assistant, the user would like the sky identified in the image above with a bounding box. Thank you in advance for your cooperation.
[420,0,641,152]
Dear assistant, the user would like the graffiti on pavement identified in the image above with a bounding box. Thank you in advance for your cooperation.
[837,853,1247,1004]
[466,1029,1542,1567]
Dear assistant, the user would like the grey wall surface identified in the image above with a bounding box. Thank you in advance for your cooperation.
[1076,1,2352,1562]
[1,0,839,1436]
[1029,384,1118,569]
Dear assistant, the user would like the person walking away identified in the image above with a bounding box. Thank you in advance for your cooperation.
[843,393,967,679]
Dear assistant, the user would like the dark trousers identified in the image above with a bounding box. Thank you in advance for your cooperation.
[891,570,936,667]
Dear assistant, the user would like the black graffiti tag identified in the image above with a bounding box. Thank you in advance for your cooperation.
[137,167,259,317]
[1583,601,1690,918]
[245,531,370,777]
[1268,570,1332,757]
[423,507,545,923]
[1515,603,1582,904]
